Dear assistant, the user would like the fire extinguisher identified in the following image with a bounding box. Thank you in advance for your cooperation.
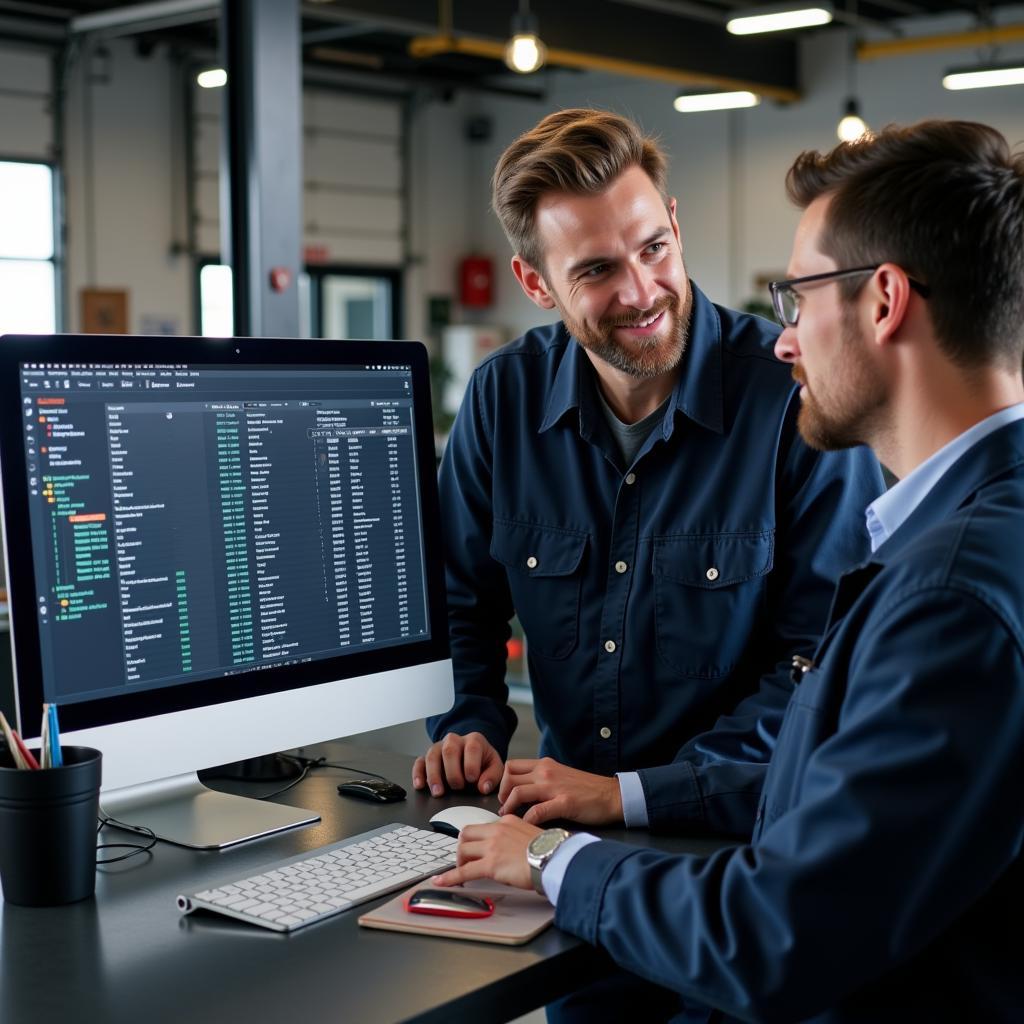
[459,255,493,308]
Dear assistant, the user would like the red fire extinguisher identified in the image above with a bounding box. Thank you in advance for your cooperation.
[459,255,493,308]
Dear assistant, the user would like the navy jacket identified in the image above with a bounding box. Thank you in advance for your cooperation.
[429,283,884,835]
[554,421,1024,1022]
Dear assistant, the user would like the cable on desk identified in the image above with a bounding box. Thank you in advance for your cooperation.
[91,755,402,856]
[96,815,158,865]
[251,754,398,800]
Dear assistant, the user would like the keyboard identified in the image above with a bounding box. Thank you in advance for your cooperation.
[176,823,458,932]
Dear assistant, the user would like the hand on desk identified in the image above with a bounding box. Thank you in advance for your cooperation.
[412,731,504,797]
[432,817,541,891]
[498,758,624,827]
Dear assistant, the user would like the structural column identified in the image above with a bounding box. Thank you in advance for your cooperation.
[221,0,302,337]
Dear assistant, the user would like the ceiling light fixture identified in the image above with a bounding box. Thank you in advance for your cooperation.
[727,3,833,35]
[942,62,1024,90]
[837,98,869,141]
[196,68,227,89]
[673,90,761,112]
[836,24,869,143]
[504,0,547,74]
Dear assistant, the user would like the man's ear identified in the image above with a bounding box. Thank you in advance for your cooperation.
[869,264,913,349]
[511,254,557,310]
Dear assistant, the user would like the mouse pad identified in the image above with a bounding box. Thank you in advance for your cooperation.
[358,880,554,945]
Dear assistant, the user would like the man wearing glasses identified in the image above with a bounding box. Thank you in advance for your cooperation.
[436,119,1024,1021]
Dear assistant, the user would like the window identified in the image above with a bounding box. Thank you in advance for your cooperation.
[0,161,57,334]
[198,262,399,339]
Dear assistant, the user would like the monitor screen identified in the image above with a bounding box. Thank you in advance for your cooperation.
[0,335,453,848]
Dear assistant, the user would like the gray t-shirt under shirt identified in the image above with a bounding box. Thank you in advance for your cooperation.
[596,388,671,468]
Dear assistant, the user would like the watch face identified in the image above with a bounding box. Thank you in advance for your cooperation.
[530,829,568,858]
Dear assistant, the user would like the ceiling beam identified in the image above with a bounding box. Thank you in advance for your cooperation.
[858,21,1024,58]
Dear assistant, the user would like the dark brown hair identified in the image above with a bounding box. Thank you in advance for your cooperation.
[787,120,1024,370]
[492,108,668,271]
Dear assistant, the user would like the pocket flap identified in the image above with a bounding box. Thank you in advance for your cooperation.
[654,531,774,588]
[491,519,588,577]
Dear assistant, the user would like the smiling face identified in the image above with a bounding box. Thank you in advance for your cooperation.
[516,165,691,381]
[774,195,888,451]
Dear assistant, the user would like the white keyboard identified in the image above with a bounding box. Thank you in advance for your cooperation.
[176,823,458,932]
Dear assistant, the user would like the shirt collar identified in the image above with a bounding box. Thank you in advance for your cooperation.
[865,403,1024,552]
[539,281,724,436]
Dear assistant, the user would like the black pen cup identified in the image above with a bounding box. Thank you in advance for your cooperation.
[0,745,102,906]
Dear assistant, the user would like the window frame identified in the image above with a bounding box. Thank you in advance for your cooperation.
[0,156,63,333]
[194,256,402,339]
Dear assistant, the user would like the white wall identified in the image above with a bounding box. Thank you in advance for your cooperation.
[62,40,192,334]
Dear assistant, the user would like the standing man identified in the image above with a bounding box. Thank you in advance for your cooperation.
[414,109,883,846]
[434,119,1024,1022]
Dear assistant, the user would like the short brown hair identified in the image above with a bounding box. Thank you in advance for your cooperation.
[492,108,668,271]
[786,120,1024,370]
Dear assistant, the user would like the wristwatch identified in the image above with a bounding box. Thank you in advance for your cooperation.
[527,827,572,897]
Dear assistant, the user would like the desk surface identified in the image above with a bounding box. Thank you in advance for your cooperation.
[1,741,732,1024]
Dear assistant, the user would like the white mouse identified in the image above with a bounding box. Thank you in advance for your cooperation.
[429,805,501,837]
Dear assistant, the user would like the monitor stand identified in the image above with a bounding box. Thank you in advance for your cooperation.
[100,772,319,850]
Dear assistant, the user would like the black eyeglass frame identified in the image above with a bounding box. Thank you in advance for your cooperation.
[769,265,931,328]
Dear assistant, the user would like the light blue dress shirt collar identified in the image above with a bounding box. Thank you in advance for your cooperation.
[865,403,1024,553]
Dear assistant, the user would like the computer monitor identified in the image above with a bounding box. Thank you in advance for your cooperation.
[0,334,453,849]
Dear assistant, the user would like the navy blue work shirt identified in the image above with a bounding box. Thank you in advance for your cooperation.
[554,419,1024,1023]
[428,283,884,834]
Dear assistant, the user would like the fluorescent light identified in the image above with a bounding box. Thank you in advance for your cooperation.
[196,68,227,89]
[673,91,761,112]
[727,6,832,35]
[942,64,1024,91]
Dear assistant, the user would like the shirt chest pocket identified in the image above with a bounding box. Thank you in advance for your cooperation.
[653,530,774,678]
[490,519,588,660]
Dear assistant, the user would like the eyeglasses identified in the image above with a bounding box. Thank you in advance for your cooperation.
[769,265,931,327]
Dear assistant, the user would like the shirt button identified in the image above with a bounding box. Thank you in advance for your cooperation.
[624,472,636,485]
[604,639,617,653]
[526,556,538,569]
[705,567,719,582]
[599,726,612,740]
[614,560,628,574]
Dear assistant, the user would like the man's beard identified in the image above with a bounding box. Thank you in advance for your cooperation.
[560,292,689,380]
[794,305,886,451]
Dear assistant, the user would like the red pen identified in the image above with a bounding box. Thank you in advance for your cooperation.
[11,729,40,771]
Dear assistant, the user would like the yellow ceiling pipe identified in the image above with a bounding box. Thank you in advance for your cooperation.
[858,24,1024,61]
[409,33,801,103]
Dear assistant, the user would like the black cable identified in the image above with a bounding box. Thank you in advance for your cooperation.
[92,755,401,859]
[249,755,397,800]
[250,755,319,800]
[96,815,158,865]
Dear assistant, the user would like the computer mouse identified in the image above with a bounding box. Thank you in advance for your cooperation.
[337,779,407,803]
[405,888,495,918]
[428,805,501,837]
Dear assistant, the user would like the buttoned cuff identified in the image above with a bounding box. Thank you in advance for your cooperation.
[616,771,649,828]
[637,760,705,829]
[540,833,601,905]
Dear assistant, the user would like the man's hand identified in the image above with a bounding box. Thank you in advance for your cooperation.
[412,732,504,797]
[431,817,542,891]
[498,757,624,826]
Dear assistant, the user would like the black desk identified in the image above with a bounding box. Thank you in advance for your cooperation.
[1,741,733,1024]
